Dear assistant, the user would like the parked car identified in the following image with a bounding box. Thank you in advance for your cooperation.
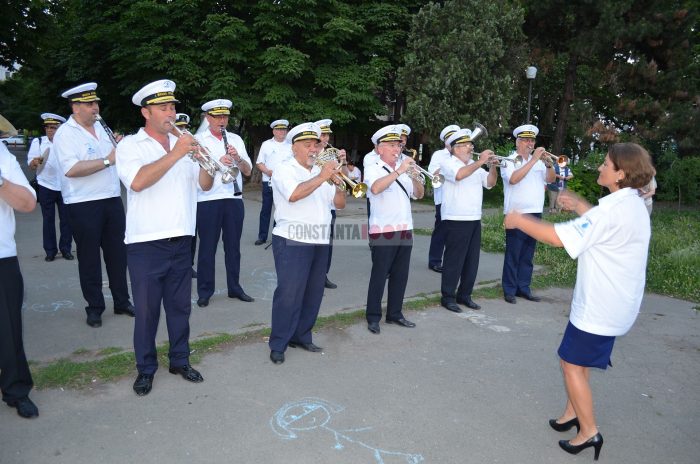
[2,135,26,146]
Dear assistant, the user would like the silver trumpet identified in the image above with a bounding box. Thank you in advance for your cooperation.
[401,151,444,188]
[168,120,222,180]
[481,153,524,168]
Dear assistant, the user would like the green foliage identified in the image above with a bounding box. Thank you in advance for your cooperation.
[655,149,700,206]
[566,151,606,204]
[397,0,526,139]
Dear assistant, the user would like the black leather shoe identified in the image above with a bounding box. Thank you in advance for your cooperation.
[133,373,154,396]
[7,397,39,418]
[114,303,136,317]
[191,267,197,278]
[386,317,416,328]
[169,364,203,383]
[228,292,254,302]
[62,251,74,260]
[86,315,102,328]
[367,321,380,334]
[254,239,265,246]
[517,291,541,302]
[44,255,55,262]
[428,264,443,273]
[504,295,517,304]
[197,297,209,307]
[442,301,463,313]
[457,297,481,310]
[270,350,285,364]
[324,277,337,289]
[288,342,323,352]
[549,417,580,433]
[559,433,603,461]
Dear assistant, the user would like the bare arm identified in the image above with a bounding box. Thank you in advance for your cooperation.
[0,179,36,212]
[456,150,492,181]
[370,157,413,195]
[257,162,273,177]
[65,148,116,178]
[504,212,563,247]
[289,161,340,203]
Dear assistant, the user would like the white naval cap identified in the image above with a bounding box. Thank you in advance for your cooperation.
[371,124,402,145]
[446,128,473,147]
[440,124,460,142]
[286,122,321,143]
[270,119,289,129]
[202,99,232,115]
[513,124,539,139]
[131,79,179,107]
[315,119,333,133]
[40,113,66,125]
[396,123,411,136]
[175,113,190,127]
[61,82,100,102]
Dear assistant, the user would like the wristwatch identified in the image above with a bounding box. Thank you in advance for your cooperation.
[103,158,111,168]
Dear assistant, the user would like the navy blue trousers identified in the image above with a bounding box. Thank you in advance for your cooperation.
[441,220,481,303]
[366,232,413,323]
[196,199,244,299]
[257,181,273,241]
[66,197,130,316]
[0,257,33,403]
[326,209,336,274]
[269,236,328,352]
[428,204,446,267]
[127,237,192,375]
[502,212,540,296]
[37,184,72,256]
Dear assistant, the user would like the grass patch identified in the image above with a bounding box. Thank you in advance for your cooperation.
[98,347,124,356]
[413,228,433,236]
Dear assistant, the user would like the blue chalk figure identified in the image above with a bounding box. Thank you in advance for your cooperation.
[271,398,424,463]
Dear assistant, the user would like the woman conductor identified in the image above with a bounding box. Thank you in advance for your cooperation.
[504,143,655,460]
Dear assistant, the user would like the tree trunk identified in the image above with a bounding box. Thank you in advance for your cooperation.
[552,54,578,154]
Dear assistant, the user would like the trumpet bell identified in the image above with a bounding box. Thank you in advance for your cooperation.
[431,173,444,189]
[351,182,368,199]
[470,123,488,143]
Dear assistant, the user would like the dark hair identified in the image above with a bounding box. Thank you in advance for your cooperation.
[608,143,656,189]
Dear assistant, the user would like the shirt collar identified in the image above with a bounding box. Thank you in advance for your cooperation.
[598,187,636,208]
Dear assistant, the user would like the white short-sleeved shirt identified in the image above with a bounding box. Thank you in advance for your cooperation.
[257,138,292,182]
[347,166,361,182]
[554,188,651,336]
[363,150,379,169]
[428,148,450,205]
[27,136,62,191]
[51,115,121,204]
[365,159,414,233]
[440,156,491,221]
[195,129,251,202]
[116,128,200,244]
[500,151,548,214]
[271,157,335,244]
[1,144,36,258]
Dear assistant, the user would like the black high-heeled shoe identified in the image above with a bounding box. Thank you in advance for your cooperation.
[559,433,604,461]
[549,417,580,432]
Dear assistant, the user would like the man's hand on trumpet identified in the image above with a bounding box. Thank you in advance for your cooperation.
[319,159,344,185]
[476,149,495,166]
[171,131,196,160]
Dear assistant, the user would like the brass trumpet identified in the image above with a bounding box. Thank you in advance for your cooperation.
[315,148,369,198]
[540,151,569,168]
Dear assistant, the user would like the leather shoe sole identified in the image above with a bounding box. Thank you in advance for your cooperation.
[288,342,323,352]
[133,373,154,396]
[197,298,209,307]
[168,364,204,383]
[228,292,254,302]
[428,264,443,273]
[442,302,463,313]
[367,322,380,334]
[114,304,136,317]
[386,318,416,328]
[516,292,541,302]
[504,295,517,304]
[7,397,39,418]
[270,351,285,364]
[457,298,481,310]
[254,239,266,246]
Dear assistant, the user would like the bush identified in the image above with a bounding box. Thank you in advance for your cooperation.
[656,150,700,206]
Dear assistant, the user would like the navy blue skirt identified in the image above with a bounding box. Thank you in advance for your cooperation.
[558,321,616,370]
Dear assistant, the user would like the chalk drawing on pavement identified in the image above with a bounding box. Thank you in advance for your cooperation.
[271,397,424,463]
[457,312,511,333]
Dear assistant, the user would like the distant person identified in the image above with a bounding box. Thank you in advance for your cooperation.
[505,143,655,461]
[27,113,73,261]
[346,159,361,183]
[1,141,39,418]
[639,176,656,215]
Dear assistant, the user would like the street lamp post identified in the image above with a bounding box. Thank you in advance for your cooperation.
[525,66,537,123]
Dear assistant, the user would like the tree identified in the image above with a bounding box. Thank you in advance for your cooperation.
[396,0,526,143]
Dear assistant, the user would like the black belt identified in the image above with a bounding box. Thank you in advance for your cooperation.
[164,236,187,242]
[234,192,242,197]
